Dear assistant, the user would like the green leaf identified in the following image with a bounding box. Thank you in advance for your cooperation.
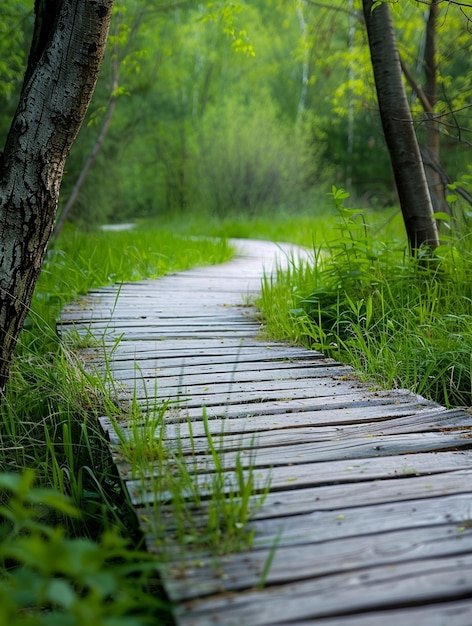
[0,470,35,495]
[433,212,451,223]
[46,579,77,609]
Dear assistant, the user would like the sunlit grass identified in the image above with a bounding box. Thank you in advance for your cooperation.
[258,189,472,408]
[137,204,407,248]
[25,225,233,350]
[0,223,236,622]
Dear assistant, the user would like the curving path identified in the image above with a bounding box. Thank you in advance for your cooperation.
[58,239,472,626]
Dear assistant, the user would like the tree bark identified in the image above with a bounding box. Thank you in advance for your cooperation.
[423,0,448,216]
[0,0,114,390]
[362,0,439,253]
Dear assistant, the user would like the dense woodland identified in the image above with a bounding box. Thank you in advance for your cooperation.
[1,0,471,230]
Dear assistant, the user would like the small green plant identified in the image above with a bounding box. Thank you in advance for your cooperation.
[114,404,270,556]
[0,470,165,625]
[199,408,269,554]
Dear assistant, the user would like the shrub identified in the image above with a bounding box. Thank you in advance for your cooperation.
[0,471,165,626]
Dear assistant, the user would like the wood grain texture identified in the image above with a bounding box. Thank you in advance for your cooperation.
[173,555,472,626]
[59,239,472,626]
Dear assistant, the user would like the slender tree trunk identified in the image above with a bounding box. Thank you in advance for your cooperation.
[362,0,439,252]
[0,0,114,390]
[423,0,447,215]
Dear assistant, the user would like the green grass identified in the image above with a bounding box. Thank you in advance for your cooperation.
[136,205,407,248]
[115,404,270,556]
[258,188,472,408]
[4,199,471,623]
[0,225,234,624]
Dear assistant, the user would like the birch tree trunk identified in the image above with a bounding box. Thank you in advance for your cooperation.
[362,0,439,253]
[0,0,114,390]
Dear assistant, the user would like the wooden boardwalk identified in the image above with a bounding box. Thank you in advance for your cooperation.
[58,239,472,626]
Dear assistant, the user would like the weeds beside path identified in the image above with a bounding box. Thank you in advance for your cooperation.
[3,203,472,623]
[0,226,233,625]
[259,189,472,409]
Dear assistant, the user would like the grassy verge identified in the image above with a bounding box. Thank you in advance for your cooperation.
[4,200,464,622]
[258,188,472,408]
[0,225,233,624]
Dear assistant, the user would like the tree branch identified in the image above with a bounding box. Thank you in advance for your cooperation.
[399,57,434,114]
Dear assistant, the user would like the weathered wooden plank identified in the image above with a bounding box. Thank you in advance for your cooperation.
[204,398,435,430]
[101,404,456,448]
[89,355,337,376]
[177,390,431,421]
[88,352,328,372]
[60,307,249,320]
[117,416,471,458]
[125,450,472,505]
[84,340,323,357]
[58,317,259,331]
[243,492,472,548]
[85,285,262,296]
[117,431,471,490]
[130,375,365,399]
[82,339,317,355]
[64,327,260,341]
[158,524,472,600]
[84,275,264,287]
[128,378,370,407]
[281,600,472,626]
[107,363,351,385]
[137,469,472,526]
[120,443,472,508]
[172,554,472,626]
[161,430,471,473]
[60,311,256,323]
[154,408,470,449]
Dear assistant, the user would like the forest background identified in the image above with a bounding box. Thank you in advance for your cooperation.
[2,0,471,230]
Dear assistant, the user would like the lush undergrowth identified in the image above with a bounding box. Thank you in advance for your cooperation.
[3,201,470,623]
[137,204,406,249]
[1,226,233,625]
[258,188,472,408]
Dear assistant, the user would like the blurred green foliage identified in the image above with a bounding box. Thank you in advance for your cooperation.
[0,470,165,625]
[1,0,471,227]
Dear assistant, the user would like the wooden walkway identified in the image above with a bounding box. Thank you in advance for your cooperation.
[58,239,472,626]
